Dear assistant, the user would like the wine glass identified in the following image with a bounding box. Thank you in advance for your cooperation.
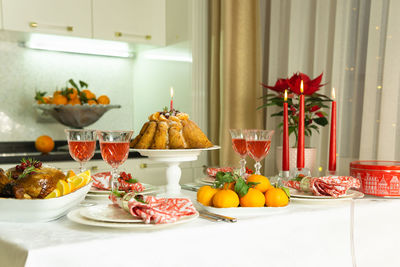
[97,130,134,192]
[244,129,274,175]
[65,129,97,173]
[229,129,248,176]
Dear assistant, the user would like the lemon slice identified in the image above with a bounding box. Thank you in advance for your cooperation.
[45,189,60,199]
[56,180,71,196]
[68,170,91,191]
[66,170,76,178]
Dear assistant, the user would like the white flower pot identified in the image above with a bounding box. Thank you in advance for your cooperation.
[275,146,317,173]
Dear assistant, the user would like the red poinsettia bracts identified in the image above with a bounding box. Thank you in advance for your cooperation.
[287,72,324,95]
[261,78,288,93]
[260,71,331,144]
[262,72,324,96]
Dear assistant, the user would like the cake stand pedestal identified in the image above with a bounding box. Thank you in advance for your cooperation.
[133,146,220,196]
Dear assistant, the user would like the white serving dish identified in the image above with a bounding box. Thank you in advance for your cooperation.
[197,202,288,217]
[0,182,92,222]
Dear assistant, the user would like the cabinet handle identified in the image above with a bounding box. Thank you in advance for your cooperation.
[115,31,151,40]
[140,163,148,169]
[29,21,74,32]
[90,166,99,171]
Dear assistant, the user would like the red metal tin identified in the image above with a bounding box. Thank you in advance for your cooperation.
[350,161,400,197]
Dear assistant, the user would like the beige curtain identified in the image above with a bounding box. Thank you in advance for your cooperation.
[209,0,264,167]
[261,0,400,176]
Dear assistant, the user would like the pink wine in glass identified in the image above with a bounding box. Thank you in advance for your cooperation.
[100,142,130,168]
[246,140,271,162]
[68,140,96,162]
[232,138,247,157]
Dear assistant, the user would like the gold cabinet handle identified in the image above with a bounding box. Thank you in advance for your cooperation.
[90,166,99,171]
[140,163,148,169]
[114,31,151,40]
[29,21,73,32]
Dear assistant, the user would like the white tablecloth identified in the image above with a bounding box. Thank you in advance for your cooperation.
[0,191,399,267]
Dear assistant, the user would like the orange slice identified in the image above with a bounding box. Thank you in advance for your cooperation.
[56,180,71,196]
[45,189,60,199]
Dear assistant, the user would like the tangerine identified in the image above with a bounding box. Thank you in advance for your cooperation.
[239,188,265,207]
[82,89,96,100]
[212,189,239,208]
[52,94,68,105]
[223,182,235,190]
[265,187,289,207]
[35,135,55,153]
[197,185,218,206]
[97,95,110,105]
[87,100,97,105]
[68,88,78,100]
[247,174,273,193]
[68,98,81,105]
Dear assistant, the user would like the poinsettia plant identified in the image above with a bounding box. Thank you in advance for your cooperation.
[260,72,332,145]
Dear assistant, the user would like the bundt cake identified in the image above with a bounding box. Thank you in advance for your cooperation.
[131,110,213,149]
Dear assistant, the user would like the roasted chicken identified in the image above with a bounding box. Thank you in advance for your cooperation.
[0,160,66,199]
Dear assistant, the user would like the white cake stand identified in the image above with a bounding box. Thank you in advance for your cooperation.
[133,146,220,196]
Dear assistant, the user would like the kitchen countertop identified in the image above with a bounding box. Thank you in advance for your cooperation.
[0,141,144,164]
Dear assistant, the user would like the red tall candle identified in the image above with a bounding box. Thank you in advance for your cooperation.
[283,90,289,171]
[329,88,337,172]
[297,81,305,169]
[170,87,174,110]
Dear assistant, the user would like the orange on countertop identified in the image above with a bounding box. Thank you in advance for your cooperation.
[265,187,289,207]
[239,188,266,207]
[247,174,273,193]
[35,135,55,154]
[197,185,218,206]
[212,189,239,208]
[87,100,97,105]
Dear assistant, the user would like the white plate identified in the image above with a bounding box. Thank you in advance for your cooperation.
[80,204,142,223]
[289,188,364,199]
[197,202,287,217]
[200,177,215,184]
[133,146,220,160]
[67,208,199,229]
[0,182,92,222]
[89,183,157,195]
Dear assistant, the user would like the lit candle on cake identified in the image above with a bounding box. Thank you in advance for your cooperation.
[170,87,174,111]
[297,80,305,169]
[329,88,337,173]
[283,90,289,172]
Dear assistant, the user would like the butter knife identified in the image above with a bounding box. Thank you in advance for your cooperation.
[199,213,223,222]
[201,211,237,223]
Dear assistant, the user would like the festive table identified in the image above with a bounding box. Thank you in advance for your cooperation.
[0,191,398,267]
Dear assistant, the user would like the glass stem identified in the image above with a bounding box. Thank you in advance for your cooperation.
[79,162,85,173]
[254,161,262,175]
[111,167,119,192]
[239,158,247,177]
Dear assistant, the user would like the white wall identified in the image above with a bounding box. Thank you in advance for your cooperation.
[0,35,134,141]
[132,44,192,132]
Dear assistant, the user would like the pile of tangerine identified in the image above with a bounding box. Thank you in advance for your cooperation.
[197,174,289,208]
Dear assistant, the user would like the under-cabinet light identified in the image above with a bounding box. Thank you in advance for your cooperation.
[22,34,134,58]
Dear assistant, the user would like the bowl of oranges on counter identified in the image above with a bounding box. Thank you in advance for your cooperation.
[196,171,290,216]
[34,79,121,128]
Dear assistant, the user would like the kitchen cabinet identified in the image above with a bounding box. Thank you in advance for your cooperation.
[92,0,188,46]
[2,0,92,38]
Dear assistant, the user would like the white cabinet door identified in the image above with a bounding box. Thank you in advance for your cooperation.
[93,0,165,45]
[2,0,92,38]
[92,0,188,46]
